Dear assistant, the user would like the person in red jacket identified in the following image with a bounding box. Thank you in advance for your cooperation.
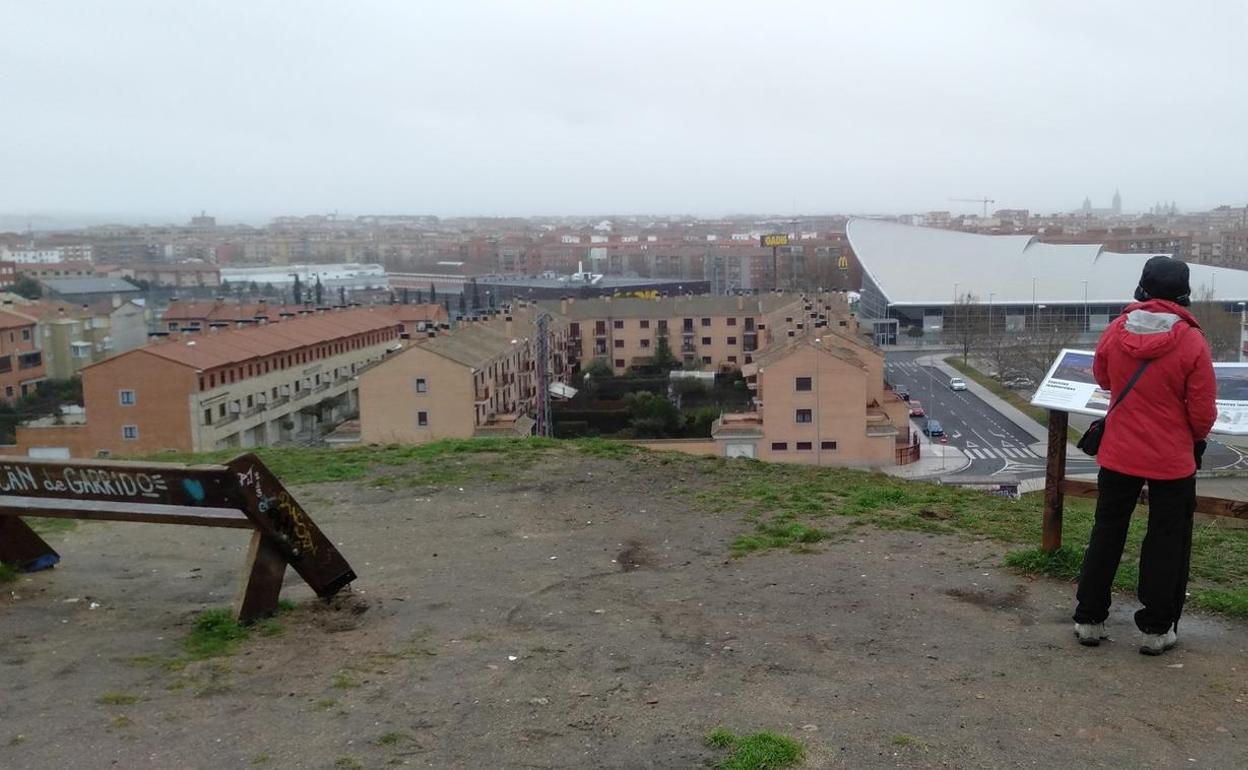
[1073,256,1217,655]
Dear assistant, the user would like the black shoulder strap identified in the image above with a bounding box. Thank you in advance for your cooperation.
[1107,359,1150,413]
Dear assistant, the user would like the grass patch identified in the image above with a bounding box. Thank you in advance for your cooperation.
[181,609,251,660]
[28,517,79,536]
[110,715,133,729]
[732,520,829,555]
[277,598,299,613]
[97,692,141,706]
[704,728,804,770]
[0,562,18,584]
[1004,546,1084,581]
[334,758,363,770]
[7,735,25,747]
[376,731,407,746]
[891,733,919,747]
[1190,588,1248,615]
[313,698,336,711]
[331,671,362,689]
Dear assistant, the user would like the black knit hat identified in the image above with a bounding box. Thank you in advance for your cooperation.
[1134,256,1191,306]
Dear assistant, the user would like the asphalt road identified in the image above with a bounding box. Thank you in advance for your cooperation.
[885,351,1248,480]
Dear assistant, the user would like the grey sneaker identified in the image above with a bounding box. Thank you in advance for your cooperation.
[1139,628,1178,656]
[1074,622,1108,646]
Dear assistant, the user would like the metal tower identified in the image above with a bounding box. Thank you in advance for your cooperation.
[534,313,553,437]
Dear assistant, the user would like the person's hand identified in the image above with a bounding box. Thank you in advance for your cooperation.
[1194,439,1208,470]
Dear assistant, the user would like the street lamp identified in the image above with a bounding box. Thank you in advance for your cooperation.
[1082,280,1089,336]
[1238,302,1246,363]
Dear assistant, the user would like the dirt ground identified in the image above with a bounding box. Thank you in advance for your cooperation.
[2,451,1246,769]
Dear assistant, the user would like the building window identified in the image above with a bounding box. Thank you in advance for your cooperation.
[4,386,11,398]
[119,389,136,405]
[701,337,711,346]
[595,321,606,335]
[796,441,812,451]
[795,377,812,391]
[727,355,737,364]
[615,358,625,368]
[203,408,212,425]
[744,354,752,364]
[796,409,813,423]
[122,425,138,440]
[614,339,624,348]
[417,411,429,427]
[771,442,788,451]
[701,356,711,365]
[683,318,693,331]
[613,320,624,329]
[727,336,737,345]
[640,339,651,348]
[416,378,427,393]
[821,440,838,450]
[727,317,737,326]
[640,319,650,329]
[658,320,668,331]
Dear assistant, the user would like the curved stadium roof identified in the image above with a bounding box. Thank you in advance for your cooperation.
[846,218,1248,306]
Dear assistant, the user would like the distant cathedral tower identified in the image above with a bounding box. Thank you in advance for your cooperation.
[1112,189,1122,215]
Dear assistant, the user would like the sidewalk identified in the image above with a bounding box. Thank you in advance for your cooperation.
[880,418,971,479]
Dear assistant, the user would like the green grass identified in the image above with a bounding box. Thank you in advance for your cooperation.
[0,562,18,584]
[147,438,562,485]
[704,728,805,770]
[944,356,1082,443]
[334,758,363,770]
[181,609,251,660]
[376,731,407,746]
[331,671,362,689]
[28,517,79,536]
[96,692,141,706]
[891,733,919,747]
[732,520,829,555]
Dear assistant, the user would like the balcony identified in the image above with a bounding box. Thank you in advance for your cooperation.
[292,389,310,401]
[314,382,330,393]
[334,376,350,386]
[17,351,42,370]
[269,395,290,408]
[243,405,266,418]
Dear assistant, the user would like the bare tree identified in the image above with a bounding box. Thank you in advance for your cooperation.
[945,292,990,365]
[1187,286,1240,361]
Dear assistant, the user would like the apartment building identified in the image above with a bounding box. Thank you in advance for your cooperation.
[14,300,148,379]
[0,308,46,401]
[710,329,910,467]
[10,308,402,458]
[542,293,816,375]
[108,263,221,288]
[161,299,299,332]
[359,306,568,444]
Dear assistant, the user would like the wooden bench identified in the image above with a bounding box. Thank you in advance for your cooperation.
[0,453,356,623]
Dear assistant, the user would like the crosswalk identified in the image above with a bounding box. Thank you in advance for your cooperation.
[963,446,1041,460]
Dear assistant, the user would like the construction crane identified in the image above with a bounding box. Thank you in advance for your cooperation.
[950,197,996,217]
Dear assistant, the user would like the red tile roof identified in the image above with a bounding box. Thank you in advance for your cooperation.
[0,308,37,330]
[162,300,298,323]
[118,308,401,372]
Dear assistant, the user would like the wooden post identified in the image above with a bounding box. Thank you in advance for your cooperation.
[1042,409,1069,552]
[0,517,60,571]
[234,531,287,624]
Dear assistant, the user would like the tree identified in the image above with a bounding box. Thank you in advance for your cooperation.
[947,292,989,365]
[338,286,347,306]
[262,282,275,299]
[248,281,260,295]
[652,331,679,370]
[457,293,467,316]
[471,279,481,311]
[430,283,437,303]
[402,288,410,304]
[292,275,303,305]
[314,275,323,306]
[220,279,233,296]
[488,290,496,310]
[415,289,423,304]
[624,391,682,437]
[12,275,41,300]
[1189,286,1240,361]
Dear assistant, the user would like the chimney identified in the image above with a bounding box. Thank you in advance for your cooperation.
[505,315,514,337]
[58,307,66,317]
[737,295,745,310]
[112,293,122,309]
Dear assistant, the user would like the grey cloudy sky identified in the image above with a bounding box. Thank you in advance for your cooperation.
[3,1,1245,223]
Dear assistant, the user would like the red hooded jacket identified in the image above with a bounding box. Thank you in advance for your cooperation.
[1092,299,1216,480]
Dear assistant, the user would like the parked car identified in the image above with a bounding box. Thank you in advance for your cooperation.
[923,419,945,437]
[893,385,911,402]
[1004,377,1035,389]
[948,377,968,391]
[909,400,925,417]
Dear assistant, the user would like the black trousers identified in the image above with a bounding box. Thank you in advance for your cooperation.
[1073,467,1196,634]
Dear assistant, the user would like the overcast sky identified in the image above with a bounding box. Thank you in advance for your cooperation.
[3,1,1245,223]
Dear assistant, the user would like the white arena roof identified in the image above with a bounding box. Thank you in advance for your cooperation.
[846,218,1248,306]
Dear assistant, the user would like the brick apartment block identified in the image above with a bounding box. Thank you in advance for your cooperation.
[11,308,402,458]
[359,305,568,444]
[542,292,840,375]
[0,307,47,401]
